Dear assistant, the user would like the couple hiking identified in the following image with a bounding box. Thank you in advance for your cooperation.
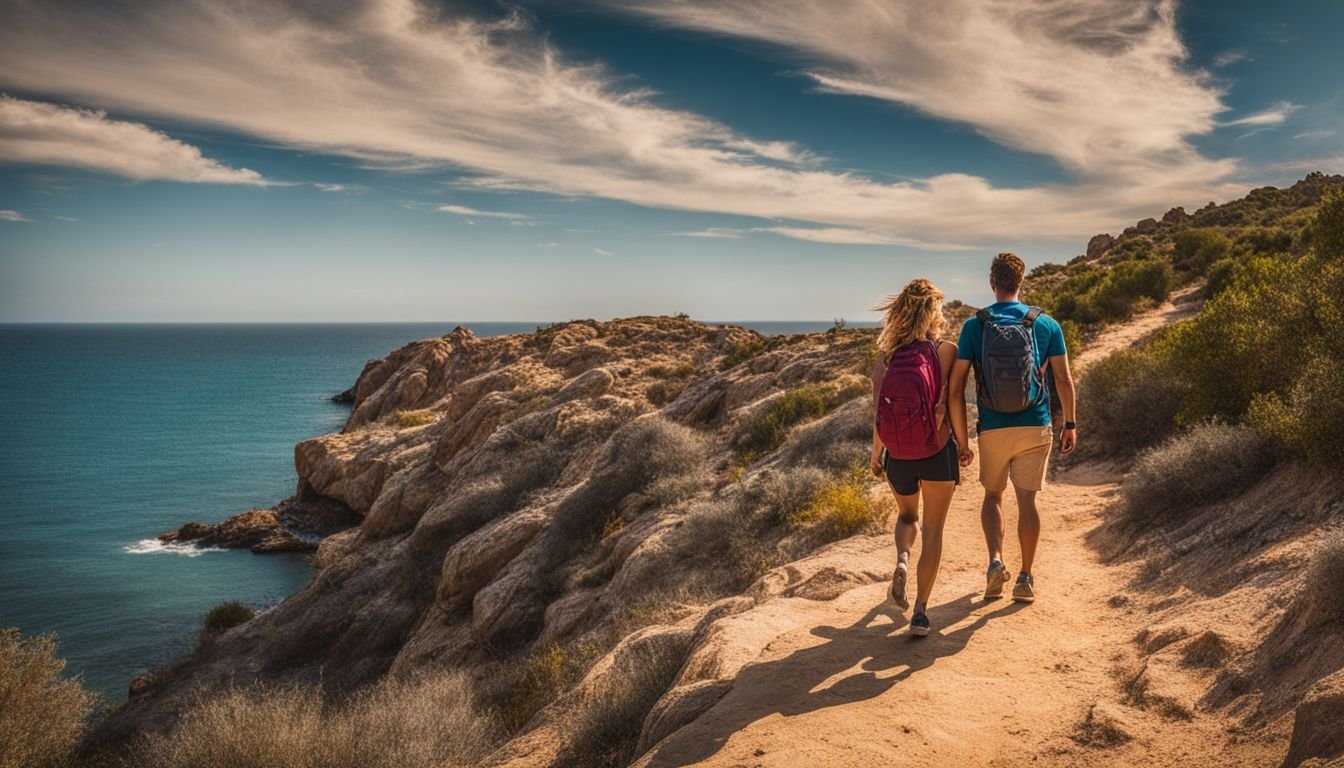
[869,252,1078,637]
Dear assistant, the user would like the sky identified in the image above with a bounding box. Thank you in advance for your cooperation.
[1,0,1341,322]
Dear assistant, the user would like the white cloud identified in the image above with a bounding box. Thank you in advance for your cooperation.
[593,248,613,256]
[53,215,78,222]
[667,227,745,239]
[0,0,1250,247]
[1293,130,1335,140]
[1222,102,1301,128]
[314,182,348,192]
[537,241,559,247]
[436,204,530,220]
[0,209,31,222]
[0,95,266,184]
[1212,50,1248,68]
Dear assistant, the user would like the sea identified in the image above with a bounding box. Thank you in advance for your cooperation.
[0,320,874,703]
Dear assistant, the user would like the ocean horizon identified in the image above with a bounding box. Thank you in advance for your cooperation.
[0,319,875,703]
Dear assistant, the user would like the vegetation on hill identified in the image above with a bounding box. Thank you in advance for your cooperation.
[1083,181,1344,469]
[0,629,97,768]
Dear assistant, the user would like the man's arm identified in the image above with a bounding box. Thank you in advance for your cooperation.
[949,358,974,466]
[1049,353,1077,454]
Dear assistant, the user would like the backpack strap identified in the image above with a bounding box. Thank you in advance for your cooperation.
[1023,306,1043,325]
[975,308,992,326]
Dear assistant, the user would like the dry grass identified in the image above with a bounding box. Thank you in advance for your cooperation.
[734,380,867,462]
[392,408,436,428]
[483,642,603,735]
[128,672,498,768]
[1122,423,1276,525]
[555,638,691,768]
[0,629,97,768]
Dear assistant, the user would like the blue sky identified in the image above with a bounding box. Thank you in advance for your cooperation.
[1,0,1341,322]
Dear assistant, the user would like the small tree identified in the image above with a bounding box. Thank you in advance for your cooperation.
[0,629,97,768]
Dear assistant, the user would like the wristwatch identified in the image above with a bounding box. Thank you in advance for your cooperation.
[1064,421,1077,430]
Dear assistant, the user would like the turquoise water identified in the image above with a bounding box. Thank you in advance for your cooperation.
[0,320,868,703]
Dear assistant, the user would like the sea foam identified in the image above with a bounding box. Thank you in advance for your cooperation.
[124,539,223,557]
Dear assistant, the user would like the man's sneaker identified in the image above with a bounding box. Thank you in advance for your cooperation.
[1013,573,1036,603]
[910,611,931,637]
[890,562,910,610]
[985,559,1009,600]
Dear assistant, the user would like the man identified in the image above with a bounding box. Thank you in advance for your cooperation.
[949,253,1077,603]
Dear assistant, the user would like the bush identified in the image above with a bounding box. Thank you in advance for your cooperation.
[776,398,871,472]
[1150,255,1305,424]
[734,382,863,462]
[556,639,689,768]
[393,409,436,428]
[1248,355,1344,466]
[791,466,886,540]
[1028,258,1172,327]
[1305,531,1344,624]
[1203,258,1237,299]
[1173,228,1232,273]
[1122,424,1277,524]
[203,601,255,635]
[1076,348,1185,456]
[0,629,97,768]
[129,672,498,768]
[489,642,599,734]
[719,339,765,370]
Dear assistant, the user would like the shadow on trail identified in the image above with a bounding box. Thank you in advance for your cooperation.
[644,593,1029,767]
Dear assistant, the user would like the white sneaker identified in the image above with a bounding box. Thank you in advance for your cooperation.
[890,562,910,610]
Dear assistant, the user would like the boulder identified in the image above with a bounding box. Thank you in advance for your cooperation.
[438,509,547,610]
[1162,206,1189,224]
[1086,233,1115,259]
[1284,668,1344,767]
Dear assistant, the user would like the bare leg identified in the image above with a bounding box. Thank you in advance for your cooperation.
[981,490,1005,564]
[914,481,955,607]
[894,492,919,559]
[1015,486,1041,575]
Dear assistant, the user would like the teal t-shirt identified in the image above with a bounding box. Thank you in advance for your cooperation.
[956,301,1067,431]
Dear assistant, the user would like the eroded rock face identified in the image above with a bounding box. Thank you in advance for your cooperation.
[1284,668,1344,768]
[1086,233,1115,260]
[100,316,881,750]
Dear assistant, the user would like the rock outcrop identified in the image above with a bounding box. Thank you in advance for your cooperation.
[94,315,891,750]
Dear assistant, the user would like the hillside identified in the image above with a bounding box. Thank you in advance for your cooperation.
[51,173,1344,767]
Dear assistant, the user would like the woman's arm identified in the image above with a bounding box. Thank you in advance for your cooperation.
[870,353,885,477]
[943,343,973,465]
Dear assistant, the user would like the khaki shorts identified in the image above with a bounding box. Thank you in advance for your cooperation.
[978,426,1054,492]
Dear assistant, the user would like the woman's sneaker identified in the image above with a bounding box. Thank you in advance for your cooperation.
[910,611,931,637]
[890,562,910,610]
[985,559,1009,600]
[1012,573,1036,603]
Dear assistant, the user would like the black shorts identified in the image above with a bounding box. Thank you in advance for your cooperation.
[882,438,960,496]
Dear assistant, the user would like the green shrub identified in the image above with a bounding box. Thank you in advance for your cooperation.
[1236,226,1293,254]
[1149,255,1305,424]
[1029,259,1172,327]
[1248,355,1344,466]
[1122,424,1276,525]
[129,672,498,768]
[719,339,765,370]
[0,629,97,768]
[203,601,255,634]
[1312,189,1344,258]
[393,409,436,428]
[1075,348,1184,456]
[1058,319,1083,356]
[734,382,861,461]
[1203,258,1237,299]
[1173,228,1232,273]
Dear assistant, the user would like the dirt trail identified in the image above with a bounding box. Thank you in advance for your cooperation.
[636,288,1281,768]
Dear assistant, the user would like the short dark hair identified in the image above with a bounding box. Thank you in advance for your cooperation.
[990,252,1025,293]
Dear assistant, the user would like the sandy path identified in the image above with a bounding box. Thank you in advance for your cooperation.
[1072,282,1204,373]
[637,286,1277,767]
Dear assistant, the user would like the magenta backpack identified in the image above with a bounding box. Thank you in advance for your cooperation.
[876,340,943,460]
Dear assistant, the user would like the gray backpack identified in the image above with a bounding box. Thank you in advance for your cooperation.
[973,307,1048,414]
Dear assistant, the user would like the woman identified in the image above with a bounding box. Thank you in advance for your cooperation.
[870,278,973,636]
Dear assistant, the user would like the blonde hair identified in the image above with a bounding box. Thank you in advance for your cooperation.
[874,278,946,361]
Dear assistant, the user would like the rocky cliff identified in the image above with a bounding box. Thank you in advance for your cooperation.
[94,315,892,752]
